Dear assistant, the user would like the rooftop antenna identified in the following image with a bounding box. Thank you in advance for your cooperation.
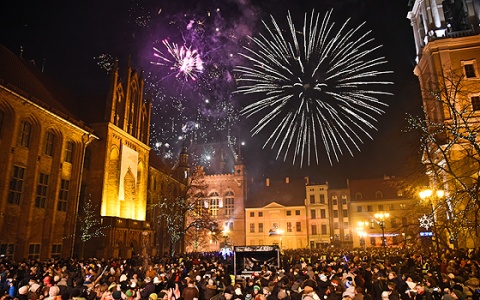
[20,46,23,59]
[41,58,46,73]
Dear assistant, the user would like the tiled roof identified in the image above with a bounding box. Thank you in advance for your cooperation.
[247,177,307,208]
[0,44,90,130]
[348,177,402,201]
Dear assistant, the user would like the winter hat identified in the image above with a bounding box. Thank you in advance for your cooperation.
[49,286,60,297]
[30,283,41,293]
[253,285,261,292]
[126,290,134,298]
[19,286,29,295]
[149,293,158,300]
[112,291,122,300]
[303,286,314,294]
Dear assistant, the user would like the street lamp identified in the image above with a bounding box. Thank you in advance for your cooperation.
[374,212,389,257]
[419,189,444,256]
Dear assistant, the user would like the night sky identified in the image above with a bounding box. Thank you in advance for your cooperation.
[0,0,424,186]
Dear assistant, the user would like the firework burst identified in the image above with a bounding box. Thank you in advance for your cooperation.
[235,10,393,166]
[152,39,204,81]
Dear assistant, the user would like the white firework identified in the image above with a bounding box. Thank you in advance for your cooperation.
[235,10,393,166]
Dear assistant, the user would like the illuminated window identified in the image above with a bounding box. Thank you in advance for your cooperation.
[287,222,292,232]
[8,166,25,204]
[18,121,32,148]
[64,141,74,163]
[44,131,55,156]
[58,179,69,212]
[225,191,234,216]
[208,192,219,216]
[35,173,49,208]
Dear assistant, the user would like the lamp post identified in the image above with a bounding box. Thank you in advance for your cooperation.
[374,212,389,257]
[419,189,444,257]
[276,229,284,250]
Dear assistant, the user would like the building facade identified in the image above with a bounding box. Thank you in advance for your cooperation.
[0,44,97,260]
[407,0,480,248]
[348,176,419,249]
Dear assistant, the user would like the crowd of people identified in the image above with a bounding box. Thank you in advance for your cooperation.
[0,247,479,300]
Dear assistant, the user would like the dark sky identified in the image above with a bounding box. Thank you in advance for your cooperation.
[0,0,424,186]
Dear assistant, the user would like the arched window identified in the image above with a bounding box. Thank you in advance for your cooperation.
[375,191,383,199]
[18,120,32,148]
[224,191,234,216]
[355,192,363,200]
[44,131,55,156]
[64,141,74,163]
[209,192,219,217]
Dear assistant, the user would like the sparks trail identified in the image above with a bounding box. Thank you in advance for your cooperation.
[152,39,204,81]
[234,9,393,167]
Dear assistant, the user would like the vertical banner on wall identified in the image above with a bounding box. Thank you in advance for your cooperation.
[119,144,138,200]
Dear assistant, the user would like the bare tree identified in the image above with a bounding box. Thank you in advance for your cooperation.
[155,166,219,256]
[406,66,480,249]
[77,197,110,257]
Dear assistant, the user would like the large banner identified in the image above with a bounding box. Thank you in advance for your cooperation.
[119,144,138,200]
